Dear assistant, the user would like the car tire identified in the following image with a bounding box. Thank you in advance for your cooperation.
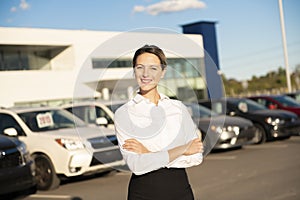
[33,154,60,190]
[253,123,267,144]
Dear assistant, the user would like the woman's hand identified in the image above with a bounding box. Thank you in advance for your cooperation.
[183,138,203,156]
[122,139,150,154]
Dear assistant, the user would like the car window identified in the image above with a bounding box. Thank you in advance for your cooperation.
[294,94,300,102]
[184,103,218,118]
[66,106,89,123]
[95,106,114,124]
[68,106,98,124]
[107,103,124,113]
[0,113,26,136]
[255,98,267,107]
[67,105,114,125]
[273,96,300,107]
[18,109,86,132]
[211,102,223,114]
[237,99,267,112]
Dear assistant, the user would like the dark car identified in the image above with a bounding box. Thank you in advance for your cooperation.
[248,95,300,116]
[199,98,300,143]
[184,102,256,154]
[0,134,36,197]
[285,91,300,103]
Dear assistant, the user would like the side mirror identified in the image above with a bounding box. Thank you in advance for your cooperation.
[3,127,18,136]
[95,117,108,126]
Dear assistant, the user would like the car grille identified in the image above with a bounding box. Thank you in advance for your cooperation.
[239,126,256,139]
[88,135,118,149]
[0,148,22,169]
[90,149,123,166]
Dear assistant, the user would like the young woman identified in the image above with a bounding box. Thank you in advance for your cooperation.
[114,45,203,200]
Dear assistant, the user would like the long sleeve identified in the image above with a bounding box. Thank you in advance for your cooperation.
[114,96,203,175]
[114,109,169,175]
[166,103,203,168]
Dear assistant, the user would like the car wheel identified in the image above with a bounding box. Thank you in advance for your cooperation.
[253,123,267,144]
[33,154,60,190]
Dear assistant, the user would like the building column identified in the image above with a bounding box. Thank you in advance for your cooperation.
[182,21,224,99]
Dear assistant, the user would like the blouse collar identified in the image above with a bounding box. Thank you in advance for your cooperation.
[133,93,169,104]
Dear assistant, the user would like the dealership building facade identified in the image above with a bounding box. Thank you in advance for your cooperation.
[0,21,222,107]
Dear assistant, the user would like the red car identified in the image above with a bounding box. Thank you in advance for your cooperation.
[248,95,300,116]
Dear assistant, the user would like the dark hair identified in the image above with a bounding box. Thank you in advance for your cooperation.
[132,45,167,69]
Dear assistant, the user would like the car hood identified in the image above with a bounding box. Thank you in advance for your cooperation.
[195,115,253,131]
[38,126,115,140]
[0,135,20,150]
[251,109,297,119]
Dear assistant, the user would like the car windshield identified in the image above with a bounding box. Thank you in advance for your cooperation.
[107,103,125,113]
[18,109,86,132]
[235,99,267,112]
[184,103,218,118]
[273,95,300,107]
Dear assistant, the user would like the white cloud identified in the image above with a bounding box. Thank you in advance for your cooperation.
[133,0,206,16]
[133,5,146,13]
[9,0,30,13]
[19,0,30,10]
[10,7,17,12]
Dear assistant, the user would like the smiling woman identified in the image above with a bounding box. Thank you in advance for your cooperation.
[114,44,203,200]
[133,53,167,101]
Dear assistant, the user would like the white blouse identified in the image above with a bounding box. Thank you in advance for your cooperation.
[114,93,203,175]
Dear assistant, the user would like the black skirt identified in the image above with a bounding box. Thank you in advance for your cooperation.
[128,168,194,200]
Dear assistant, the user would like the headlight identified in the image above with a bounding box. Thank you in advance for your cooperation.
[210,125,223,134]
[210,125,240,135]
[226,126,240,135]
[55,138,85,150]
[265,117,285,125]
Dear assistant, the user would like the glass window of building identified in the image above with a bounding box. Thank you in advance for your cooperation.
[0,45,68,71]
[92,57,203,79]
[92,58,132,69]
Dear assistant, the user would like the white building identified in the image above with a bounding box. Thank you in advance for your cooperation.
[0,26,210,107]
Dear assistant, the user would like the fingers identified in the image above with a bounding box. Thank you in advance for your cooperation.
[124,139,140,145]
[196,129,202,141]
[122,140,139,150]
[189,138,204,154]
[122,139,148,154]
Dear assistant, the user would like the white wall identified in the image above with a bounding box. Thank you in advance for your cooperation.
[0,27,204,107]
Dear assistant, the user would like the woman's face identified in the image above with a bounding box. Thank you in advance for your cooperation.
[134,52,166,92]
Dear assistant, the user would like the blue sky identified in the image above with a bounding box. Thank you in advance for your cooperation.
[0,0,299,81]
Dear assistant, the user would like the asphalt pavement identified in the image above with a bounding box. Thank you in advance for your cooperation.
[23,136,300,200]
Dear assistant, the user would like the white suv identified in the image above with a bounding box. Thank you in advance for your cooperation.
[62,101,126,130]
[0,106,125,190]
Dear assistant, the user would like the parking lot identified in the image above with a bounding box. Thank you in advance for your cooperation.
[23,136,300,200]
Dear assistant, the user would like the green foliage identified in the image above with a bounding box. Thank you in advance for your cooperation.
[222,66,300,96]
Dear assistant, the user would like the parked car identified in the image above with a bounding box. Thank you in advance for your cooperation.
[285,91,300,103]
[0,106,125,190]
[62,100,128,130]
[63,101,255,154]
[248,95,300,116]
[62,101,116,130]
[0,134,36,197]
[184,102,256,153]
[199,98,300,143]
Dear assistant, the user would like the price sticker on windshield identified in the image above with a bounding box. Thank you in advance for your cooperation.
[36,112,54,128]
[238,102,248,113]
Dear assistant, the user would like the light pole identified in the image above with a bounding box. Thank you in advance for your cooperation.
[278,0,292,92]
